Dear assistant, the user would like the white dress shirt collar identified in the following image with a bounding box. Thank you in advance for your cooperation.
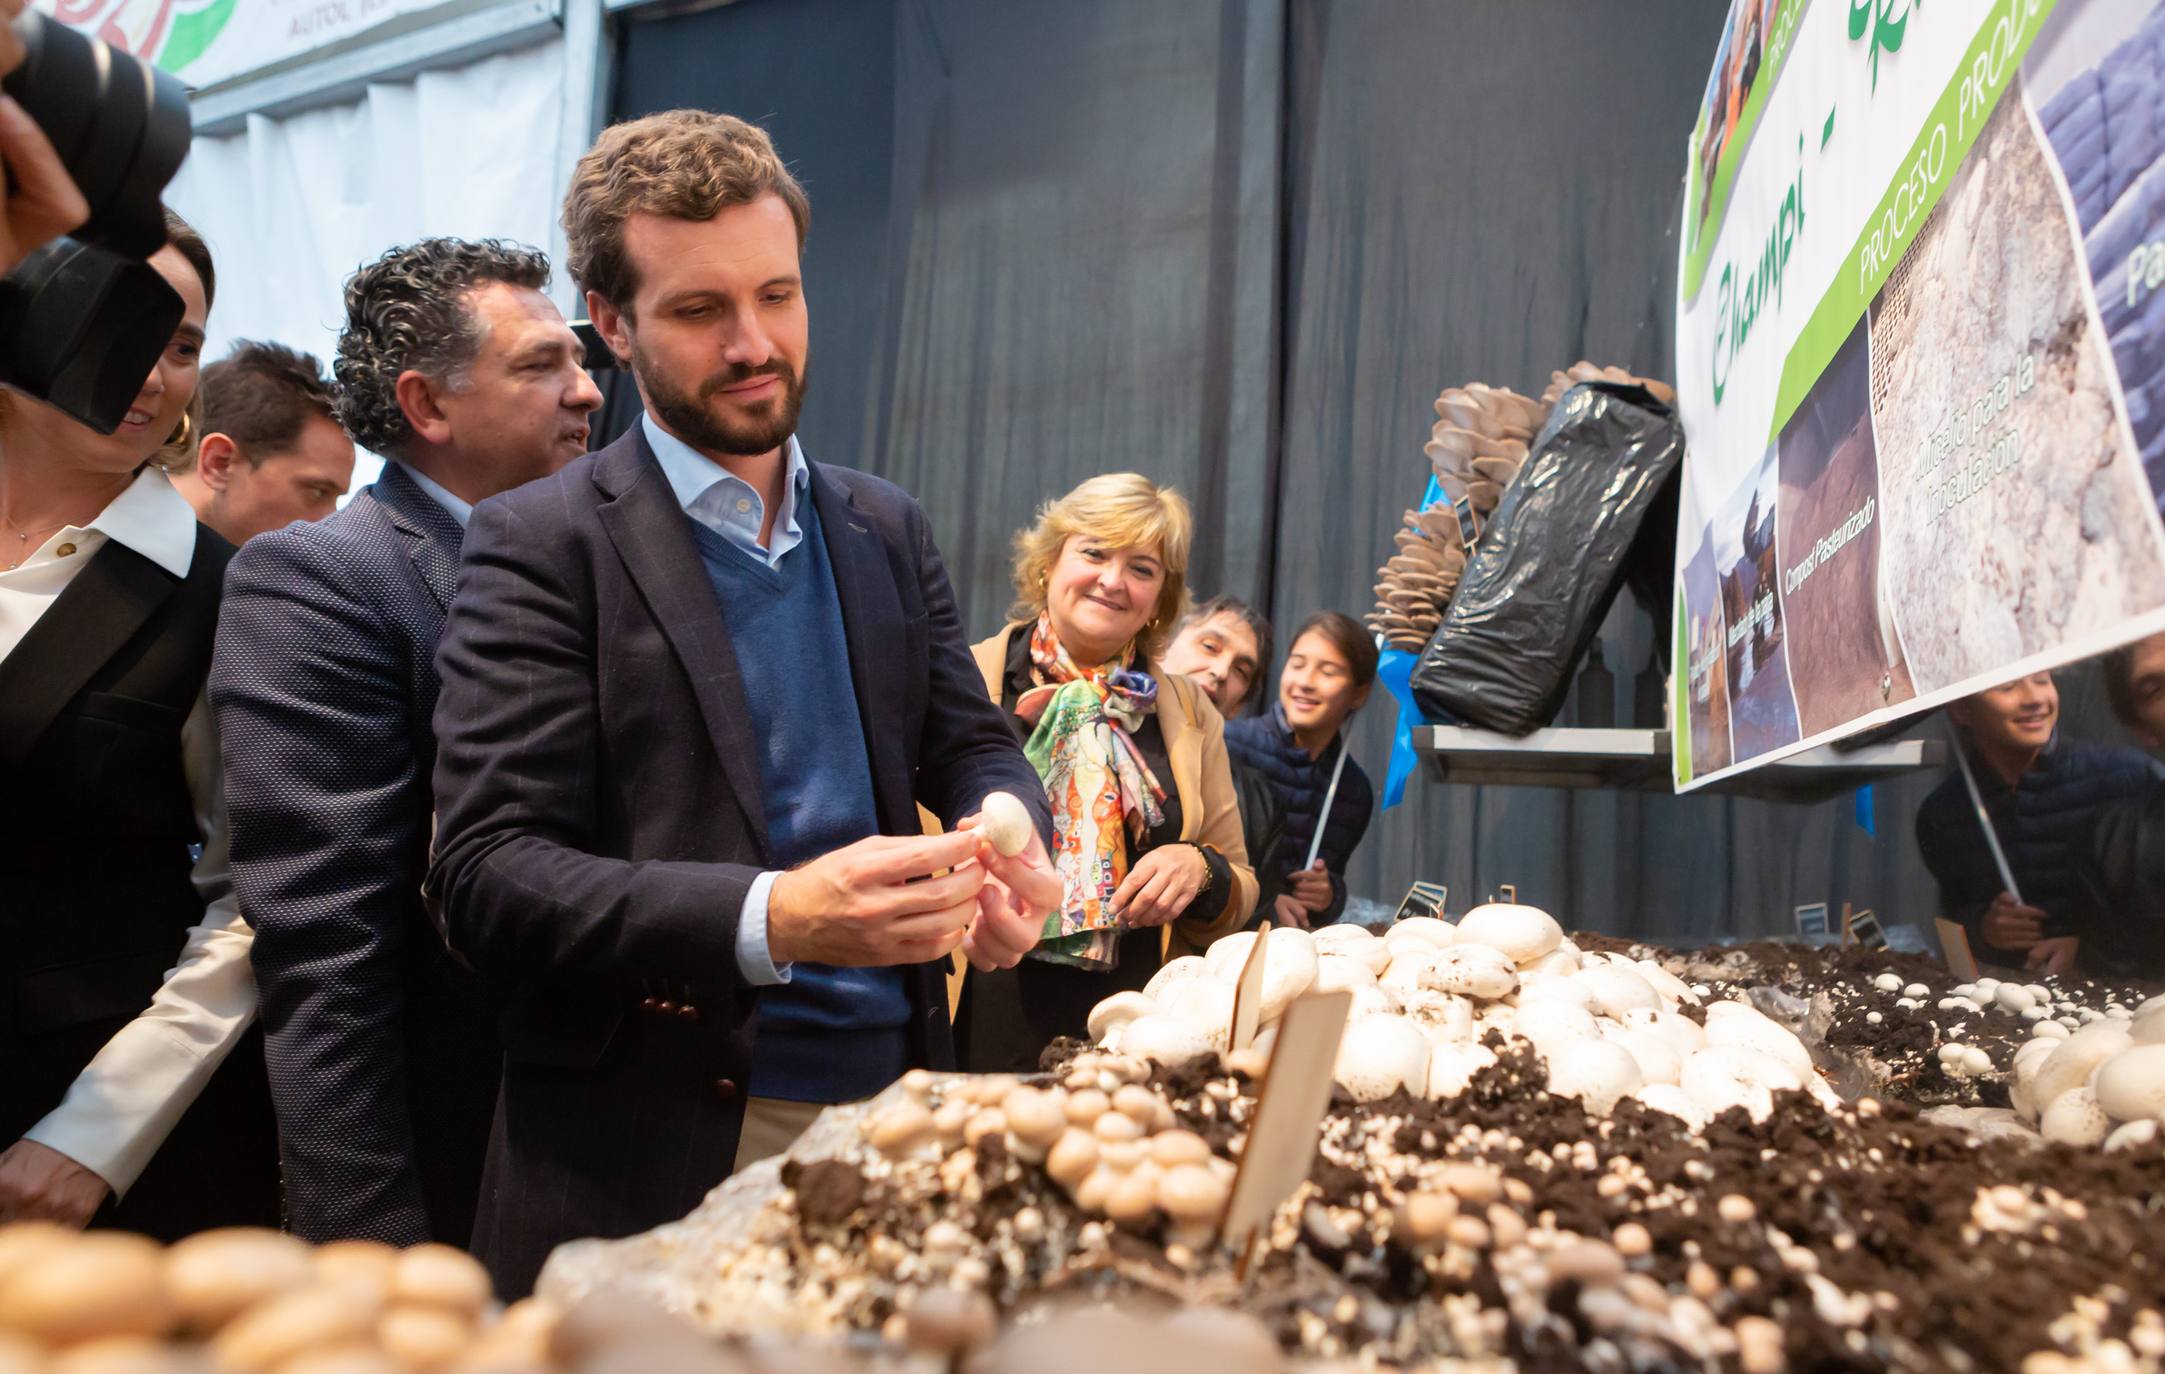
[393,462,473,529]
[641,412,809,570]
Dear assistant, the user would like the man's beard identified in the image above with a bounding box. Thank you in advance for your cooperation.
[636,341,808,457]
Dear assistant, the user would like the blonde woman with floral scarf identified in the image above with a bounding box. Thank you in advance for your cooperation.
[955,474,1257,1073]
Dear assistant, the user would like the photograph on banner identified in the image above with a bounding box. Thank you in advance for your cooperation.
[2027,0,2165,506]
[1712,441,1802,761]
[1871,88,2165,694]
[1672,0,2165,789]
[1775,317,1915,736]
[1675,477,1734,780]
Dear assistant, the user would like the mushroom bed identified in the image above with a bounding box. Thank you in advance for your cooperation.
[538,919,2165,1374]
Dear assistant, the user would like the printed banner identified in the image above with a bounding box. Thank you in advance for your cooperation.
[1672,0,2165,788]
[42,0,478,89]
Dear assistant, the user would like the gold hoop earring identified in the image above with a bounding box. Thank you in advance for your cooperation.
[164,412,193,450]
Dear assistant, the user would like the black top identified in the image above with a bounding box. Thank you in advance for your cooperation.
[0,522,280,1240]
[2065,780,2165,980]
[1913,736,2162,961]
[955,630,1230,1073]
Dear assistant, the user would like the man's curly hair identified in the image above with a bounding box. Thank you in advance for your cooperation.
[563,110,808,312]
[334,238,551,457]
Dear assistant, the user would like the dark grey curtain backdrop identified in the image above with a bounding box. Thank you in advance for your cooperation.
[609,0,1953,941]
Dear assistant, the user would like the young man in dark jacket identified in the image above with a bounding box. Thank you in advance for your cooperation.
[1914,670,2162,972]
[2063,635,2165,980]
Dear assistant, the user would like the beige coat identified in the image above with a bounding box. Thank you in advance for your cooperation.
[944,623,1259,1018]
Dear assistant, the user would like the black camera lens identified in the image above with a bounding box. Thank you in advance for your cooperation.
[3,12,192,258]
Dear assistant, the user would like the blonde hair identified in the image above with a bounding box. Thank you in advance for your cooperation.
[563,109,810,311]
[1010,473,1193,661]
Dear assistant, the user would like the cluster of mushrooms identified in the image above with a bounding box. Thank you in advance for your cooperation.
[1087,904,1841,1130]
[0,1225,552,1374]
[1369,363,1677,654]
[860,1067,1236,1252]
[2009,998,2165,1149]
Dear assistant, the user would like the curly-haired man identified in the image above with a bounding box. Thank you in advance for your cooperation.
[209,238,602,1247]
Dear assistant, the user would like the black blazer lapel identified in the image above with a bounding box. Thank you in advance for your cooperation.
[0,540,178,771]
[811,465,914,833]
[372,463,464,611]
[592,429,771,858]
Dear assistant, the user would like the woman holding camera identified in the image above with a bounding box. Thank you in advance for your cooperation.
[0,210,279,1236]
[956,473,1257,1073]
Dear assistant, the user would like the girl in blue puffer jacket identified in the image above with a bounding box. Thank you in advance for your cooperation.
[1224,612,1378,927]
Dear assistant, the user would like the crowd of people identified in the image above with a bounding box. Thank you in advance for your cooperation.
[0,110,1381,1295]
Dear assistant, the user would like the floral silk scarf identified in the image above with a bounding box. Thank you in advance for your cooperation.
[1015,614,1167,969]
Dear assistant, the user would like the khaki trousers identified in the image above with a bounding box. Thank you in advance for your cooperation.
[732,1095,854,1173]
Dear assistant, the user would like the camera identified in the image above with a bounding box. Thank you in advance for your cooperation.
[0,12,193,434]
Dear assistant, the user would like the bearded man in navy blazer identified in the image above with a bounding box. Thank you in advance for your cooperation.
[426,110,1062,1296]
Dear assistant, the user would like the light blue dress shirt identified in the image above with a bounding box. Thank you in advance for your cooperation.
[393,463,473,529]
[641,413,809,988]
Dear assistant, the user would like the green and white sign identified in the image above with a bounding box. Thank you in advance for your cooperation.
[1672,0,2165,788]
[43,0,469,88]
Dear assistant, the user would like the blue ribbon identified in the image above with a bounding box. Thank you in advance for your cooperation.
[1379,476,1452,811]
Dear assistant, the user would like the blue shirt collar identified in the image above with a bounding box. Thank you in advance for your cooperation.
[393,462,473,530]
[642,412,808,568]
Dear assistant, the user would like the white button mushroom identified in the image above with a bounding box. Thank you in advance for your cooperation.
[1511,998,1601,1051]
[1702,1001,1815,1078]
[1621,1005,1707,1058]
[1545,1038,1643,1115]
[1904,983,1931,999]
[1402,991,1474,1045]
[2090,1044,2165,1124]
[1312,923,1390,974]
[977,790,1035,857]
[1517,973,1596,1011]
[1164,978,1237,1049]
[1259,926,1321,1021]
[1996,984,2037,1014]
[1313,953,1377,995]
[1872,974,1903,993]
[2131,1002,2165,1046]
[1571,963,1661,1019]
[1380,948,1448,996]
[1524,948,1584,977]
[1334,1015,1432,1102]
[1633,1082,1702,1128]
[1088,991,1158,1044]
[1454,903,1563,965]
[1383,917,1457,958]
[1680,1046,1801,1122]
[1144,955,1209,1002]
[1610,1026,1683,1087]
[1346,984,1403,1021]
[1426,1040,1498,1098]
[1203,931,1259,977]
[2039,1085,2112,1147]
[2032,1019,2070,1040]
[2105,1118,2160,1152]
[1116,1014,1219,1069]
[2027,1024,2135,1123]
[1634,960,1697,1007]
[1421,944,1519,1001]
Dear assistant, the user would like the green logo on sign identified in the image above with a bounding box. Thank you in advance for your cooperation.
[1849,0,1917,90]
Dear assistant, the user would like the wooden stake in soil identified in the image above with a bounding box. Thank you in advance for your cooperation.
[1934,918,1980,981]
[1229,920,1272,1053]
[1221,989,1353,1270]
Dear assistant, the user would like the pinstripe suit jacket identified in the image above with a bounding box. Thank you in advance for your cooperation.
[210,463,499,1246]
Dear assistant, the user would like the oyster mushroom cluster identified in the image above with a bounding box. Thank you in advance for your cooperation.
[0,1225,553,1374]
[1366,507,1467,653]
[1087,905,1837,1129]
[1538,359,1677,410]
[1424,383,1546,515]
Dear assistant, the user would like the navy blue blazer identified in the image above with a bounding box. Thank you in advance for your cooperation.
[424,424,1050,1296]
[211,463,499,1247]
